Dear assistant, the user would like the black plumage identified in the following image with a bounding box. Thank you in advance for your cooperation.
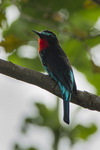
[33,30,77,124]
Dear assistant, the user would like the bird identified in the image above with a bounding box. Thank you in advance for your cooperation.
[32,30,77,124]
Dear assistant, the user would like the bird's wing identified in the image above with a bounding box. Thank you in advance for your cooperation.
[46,49,74,92]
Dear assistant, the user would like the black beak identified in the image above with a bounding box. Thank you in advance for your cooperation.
[32,30,41,37]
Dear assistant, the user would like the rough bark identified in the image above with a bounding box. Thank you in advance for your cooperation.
[0,58,100,111]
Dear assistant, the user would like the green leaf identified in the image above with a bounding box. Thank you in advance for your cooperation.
[28,147,37,150]
[8,51,44,71]
[35,103,60,129]
[62,38,91,71]
[69,7,100,30]
[70,123,97,144]
[86,71,100,95]
[0,0,12,9]
[0,35,26,52]
[13,144,37,150]
[85,35,100,48]
[0,12,6,27]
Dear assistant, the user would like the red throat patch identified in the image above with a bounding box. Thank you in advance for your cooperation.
[38,38,49,52]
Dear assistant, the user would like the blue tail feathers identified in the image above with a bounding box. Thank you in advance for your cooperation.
[63,99,70,124]
[63,91,71,124]
[44,66,73,125]
[58,82,71,124]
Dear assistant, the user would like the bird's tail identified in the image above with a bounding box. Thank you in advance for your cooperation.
[63,99,69,124]
[58,82,71,124]
[63,92,71,125]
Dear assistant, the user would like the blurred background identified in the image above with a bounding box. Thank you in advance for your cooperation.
[0,0,100,150]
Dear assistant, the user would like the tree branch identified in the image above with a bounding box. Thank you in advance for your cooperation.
[0,58,100,111]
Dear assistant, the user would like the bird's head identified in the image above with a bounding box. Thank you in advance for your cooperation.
[32,30,59,52]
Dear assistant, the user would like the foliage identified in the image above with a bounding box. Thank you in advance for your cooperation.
[13,144,37,150]
[0,0,100,149]
[20,101,97,149]
[0,0,100,94]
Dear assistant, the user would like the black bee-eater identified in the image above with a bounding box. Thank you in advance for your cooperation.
[32,30,77,124]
